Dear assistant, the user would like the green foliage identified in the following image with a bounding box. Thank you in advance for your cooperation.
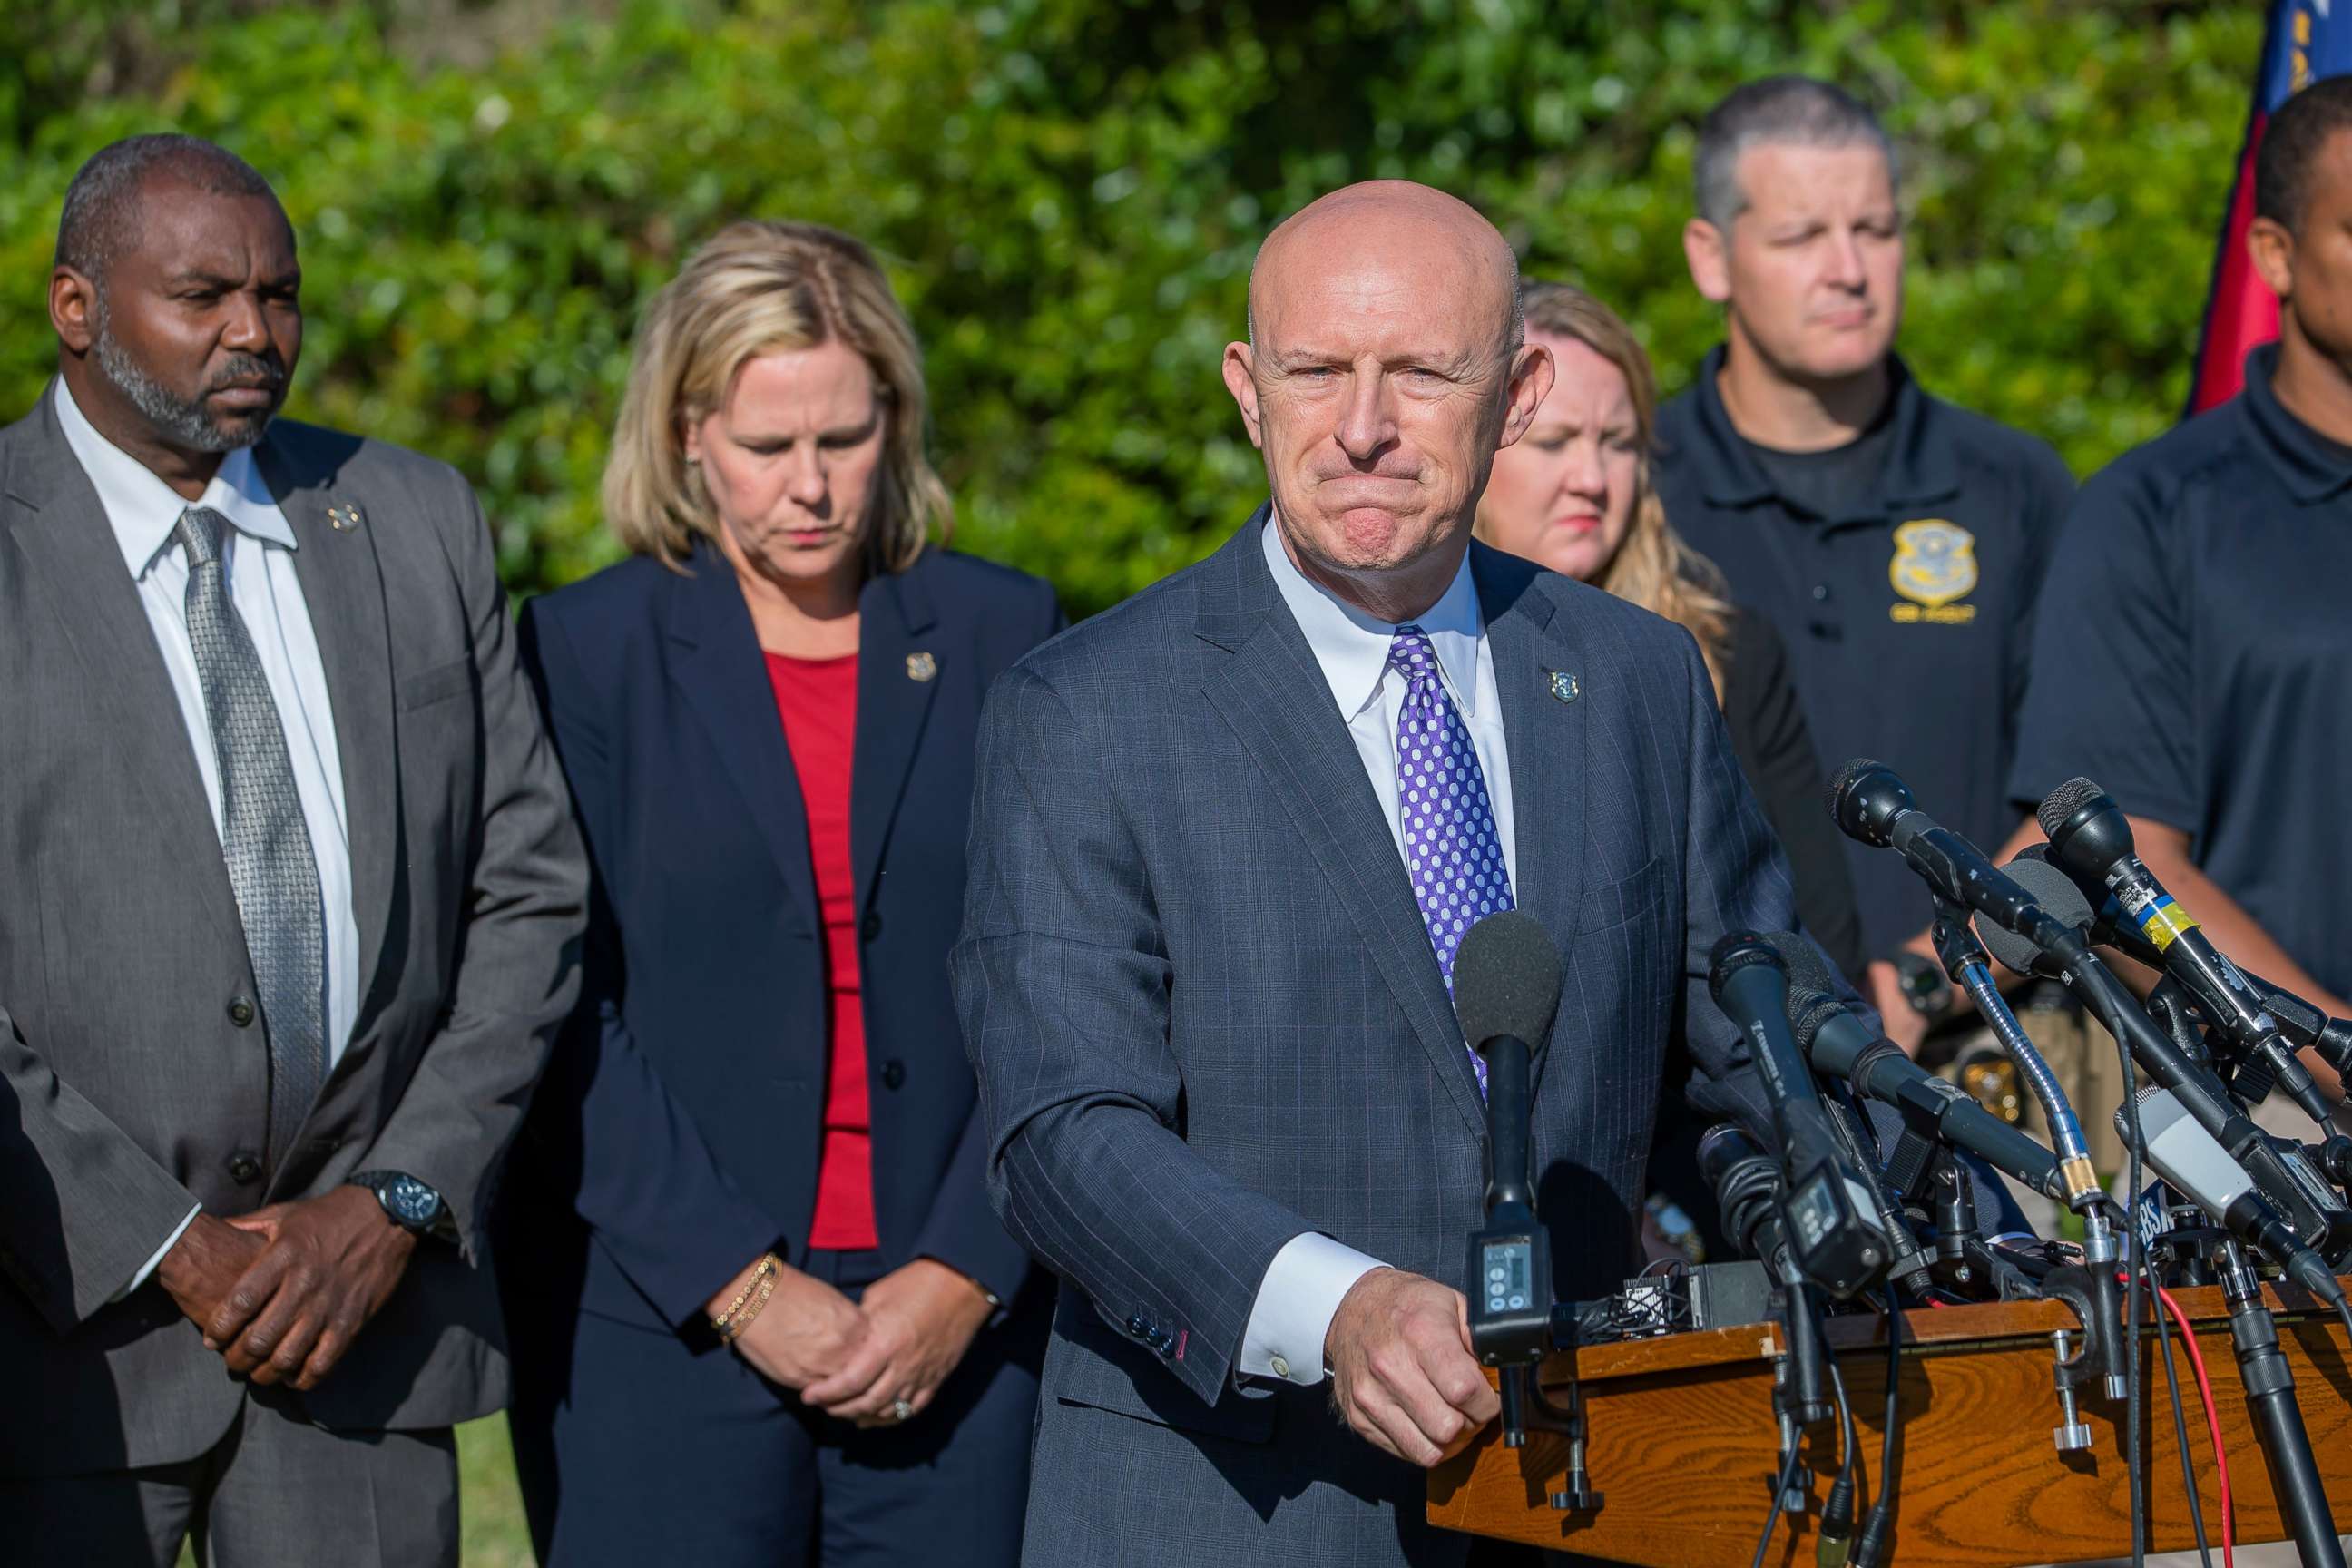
[0,1,2266,613]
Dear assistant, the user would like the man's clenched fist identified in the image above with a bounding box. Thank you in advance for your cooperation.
[1323,1267,1499,1467]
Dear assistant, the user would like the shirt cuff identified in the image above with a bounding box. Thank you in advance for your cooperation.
[1237,1232,1387,1387]
[114,1204,201,1303]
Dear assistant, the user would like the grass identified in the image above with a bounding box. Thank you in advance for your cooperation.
[172,1415,534,1566]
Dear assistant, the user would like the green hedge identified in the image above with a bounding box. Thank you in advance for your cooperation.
[0,1,2264,613]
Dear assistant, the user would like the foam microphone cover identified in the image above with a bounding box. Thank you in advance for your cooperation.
[1978,854,2095,978]
[1758,931,1839,997]
[1455,910,1564,1054]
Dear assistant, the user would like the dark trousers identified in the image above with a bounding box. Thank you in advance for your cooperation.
[0,1391,456,1568]
[509,1247,1041,1568]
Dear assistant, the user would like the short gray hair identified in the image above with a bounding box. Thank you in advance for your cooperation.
[55,134,275,286]
[1693,76,1896,231]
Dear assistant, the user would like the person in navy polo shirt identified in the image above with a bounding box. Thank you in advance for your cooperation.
[2009,76,2352,1110]
[1654,76,2074,1057]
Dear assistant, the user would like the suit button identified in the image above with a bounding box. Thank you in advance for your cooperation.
[881,1060,906,1091]
[227,1153,261,1183]
[227,997,256,1028]
[861,910,883,942]
[1127,1314,1148,1336]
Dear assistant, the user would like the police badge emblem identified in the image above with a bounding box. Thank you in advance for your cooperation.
[1887,519,1978,623]
[1545,669,1579,704]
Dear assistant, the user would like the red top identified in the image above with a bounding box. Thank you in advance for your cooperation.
[764,651,877,1252]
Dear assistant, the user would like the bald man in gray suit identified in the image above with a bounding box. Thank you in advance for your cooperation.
[0,135,584,1566]
[956,182,1807,1566]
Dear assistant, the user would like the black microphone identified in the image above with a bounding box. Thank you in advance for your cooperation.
[1455,911,1563,1371]
[1708,932,1888,1298]
[1827,759,2065,948]
[1784,985,2068,1201]
[2119,1088,2347,1309]
[2042,779,2335,1127]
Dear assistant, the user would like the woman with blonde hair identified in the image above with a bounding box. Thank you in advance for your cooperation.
[497,220,1059,1567]
[1476,279,1864,980]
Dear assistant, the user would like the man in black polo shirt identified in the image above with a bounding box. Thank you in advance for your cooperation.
[1654,76,2074,1051]
[2009,76,2352,1106]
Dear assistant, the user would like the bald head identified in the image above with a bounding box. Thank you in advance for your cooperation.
[1249,181,1524,359]
[1222,181,1553,624]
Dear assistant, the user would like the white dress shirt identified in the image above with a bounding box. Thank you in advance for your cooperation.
[55,379,359,1296]
[1237,514,1518,1387]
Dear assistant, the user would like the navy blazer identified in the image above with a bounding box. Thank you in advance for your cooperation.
[507,540,1061,1334]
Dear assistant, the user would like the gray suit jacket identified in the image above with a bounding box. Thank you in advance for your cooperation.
[953,512,1801,1566]
[0,386,586,1476]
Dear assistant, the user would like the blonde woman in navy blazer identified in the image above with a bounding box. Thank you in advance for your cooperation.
[496,220,1060,1567]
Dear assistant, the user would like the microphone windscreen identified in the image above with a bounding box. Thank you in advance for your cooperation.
[1455,910,1563,1054]
[2036,776,2107,841]
[1823,757,1883,831]
[1979,855,2095,977]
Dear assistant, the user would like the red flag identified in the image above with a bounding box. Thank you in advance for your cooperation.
[2188,2,2352,413]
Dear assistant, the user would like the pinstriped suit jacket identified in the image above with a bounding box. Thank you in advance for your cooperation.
[953,510,1803,1565]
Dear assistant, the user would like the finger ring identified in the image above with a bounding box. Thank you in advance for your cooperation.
[889,1398,915,1423]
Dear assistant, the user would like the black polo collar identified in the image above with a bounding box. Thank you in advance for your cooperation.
[2237,343,2352,506]
[1674,345,1961,518]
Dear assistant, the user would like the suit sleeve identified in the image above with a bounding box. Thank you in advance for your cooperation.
[1669,629,1815,1141]
[350,478,587,1258]
[0,1009,201,1330]
[515,601,789,1325]
[1723,612,1868,984]
[954,664,1315,1405]
[907,579,1070,1308]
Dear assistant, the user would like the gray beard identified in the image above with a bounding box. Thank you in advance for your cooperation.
[89,303,274,453]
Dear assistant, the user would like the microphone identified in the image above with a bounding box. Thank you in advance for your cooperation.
[2043,779,2335,1127]
[1708,933,1887,1298]
[1988,850,2352,1250]
[2118,1089,2347,1308]
[1827,760,2066,950]
[1455,912,1563,1373]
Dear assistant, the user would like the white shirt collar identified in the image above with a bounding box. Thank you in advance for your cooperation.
[1259,510,1485,720]
[53,377,296,580]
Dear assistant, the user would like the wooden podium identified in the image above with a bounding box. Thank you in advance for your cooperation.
[1429,1279,2352,1565]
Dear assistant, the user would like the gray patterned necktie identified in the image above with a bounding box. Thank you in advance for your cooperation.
[175,505,327,1168]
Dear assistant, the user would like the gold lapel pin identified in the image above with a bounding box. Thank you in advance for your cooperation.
[906,651,937,683]
[325,501,365,533]
[1546,669,1580,704]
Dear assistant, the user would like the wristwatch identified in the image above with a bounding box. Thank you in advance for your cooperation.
[1892,951,1956,1026]
[349,1170,448,1237]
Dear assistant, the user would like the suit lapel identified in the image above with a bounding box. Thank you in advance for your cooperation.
[1197,516,1487,1137]
[1473,544,1588,1089]
[1,389,243,946]
[850,561,942,918]
[253,432,398,1037]
[662,548,818,933]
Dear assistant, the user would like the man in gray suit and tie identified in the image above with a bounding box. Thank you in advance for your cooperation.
[955,181,1809,1563]
[0,135,585,1565]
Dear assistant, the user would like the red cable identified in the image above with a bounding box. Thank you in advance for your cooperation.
[2156,1282,2233,1568]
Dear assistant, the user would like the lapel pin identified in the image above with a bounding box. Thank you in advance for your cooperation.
[905,651,937,683]
[325,501,364,533]
[1546,669,1580,704]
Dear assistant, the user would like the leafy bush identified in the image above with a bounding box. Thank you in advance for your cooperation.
[0,0,2264,613]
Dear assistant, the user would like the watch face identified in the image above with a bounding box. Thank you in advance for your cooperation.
[382,1175,441,1228]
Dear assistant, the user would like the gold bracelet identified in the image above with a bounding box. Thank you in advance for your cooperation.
[710,1252,781,1341]
[720,1262,779,1343]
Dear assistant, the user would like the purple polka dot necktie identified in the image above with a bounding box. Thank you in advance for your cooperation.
[1388,624,1514,1093]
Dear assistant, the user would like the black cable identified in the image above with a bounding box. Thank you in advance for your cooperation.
[2150,1245,2213,1568]
[1750,1422,1805,1568]
[1818,1352,1858,1568]
[1849,1289,1903,1568]
[2113,1021,2148,1568]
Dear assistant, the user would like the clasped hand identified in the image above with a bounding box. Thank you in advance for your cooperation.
[156,1186,417,1391]
[717,1257,993,1428]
